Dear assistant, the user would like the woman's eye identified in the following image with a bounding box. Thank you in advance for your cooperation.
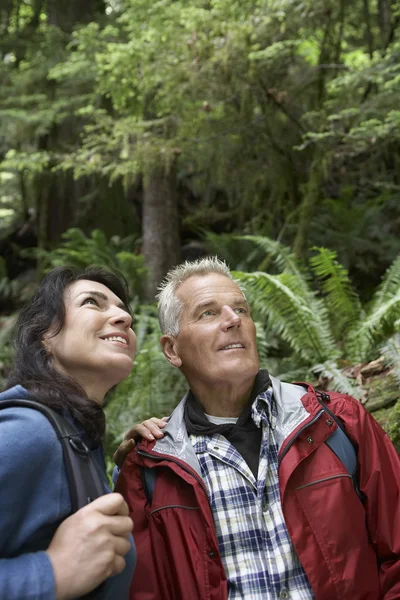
[82,297,99,306]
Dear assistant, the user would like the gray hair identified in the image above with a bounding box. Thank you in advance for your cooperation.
[156,256,238,336]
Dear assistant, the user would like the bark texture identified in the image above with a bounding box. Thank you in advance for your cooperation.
[142,168,181,300]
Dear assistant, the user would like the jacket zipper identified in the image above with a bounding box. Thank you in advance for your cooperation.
[137,448,219,541]
[278,409,324,467]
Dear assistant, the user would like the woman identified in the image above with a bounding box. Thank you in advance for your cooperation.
[0,266,136,600]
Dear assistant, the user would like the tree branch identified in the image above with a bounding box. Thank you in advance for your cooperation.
[363,0,374,58]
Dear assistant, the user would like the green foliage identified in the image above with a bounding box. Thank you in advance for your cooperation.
[102,232,400,451]
[26,228,147,301]
[0,314,18,390]
[234,269,338,364]
[2,0,400,290]
[224,234,400,396]
[0,276,22,307]
[104,304,186,457]
[388,399,400,454]
[309,247,362,340]
[347,256,400,361]
[2,0,400,454]
[0,258,34,310]
[381,334,400,387]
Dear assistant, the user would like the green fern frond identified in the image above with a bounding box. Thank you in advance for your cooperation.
[309,247,362,340]
[132,304,160,350]
[25,227,146,300]
[233,270,339,364]
[345,254,400,361]
[312,361,362,395]
[347,288,400,361]
[237,234,308,278]
[254,320,270,365]
[273,364,315,383]
[381,333,400,386]
[373,254,400,306]
[204,231,265,272]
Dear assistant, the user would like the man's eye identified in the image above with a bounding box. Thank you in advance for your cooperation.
[82,297,99,306]
[234,307,247,314]
[200,310,214,318]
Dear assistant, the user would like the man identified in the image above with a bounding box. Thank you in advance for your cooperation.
[116,257,400,600]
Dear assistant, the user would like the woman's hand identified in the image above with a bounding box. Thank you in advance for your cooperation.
[113,417,168,468]
[47,493,133,600]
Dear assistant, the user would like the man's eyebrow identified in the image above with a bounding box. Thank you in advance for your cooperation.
[192,300,216,314]
[192,296,249,314]
[231,296,249,307]
[76,290,129,311]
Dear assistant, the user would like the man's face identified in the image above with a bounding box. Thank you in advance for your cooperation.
[162,273,259,389]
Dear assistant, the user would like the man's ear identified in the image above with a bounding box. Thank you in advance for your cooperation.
[160,335,182,368]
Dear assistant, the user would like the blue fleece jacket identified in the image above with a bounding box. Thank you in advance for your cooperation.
[0,385,136,600]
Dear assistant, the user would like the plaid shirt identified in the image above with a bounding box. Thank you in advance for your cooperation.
[190,388,315,599]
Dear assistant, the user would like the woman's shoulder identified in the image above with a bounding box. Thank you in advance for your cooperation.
[0,402,61,461]
[0,398,71,557]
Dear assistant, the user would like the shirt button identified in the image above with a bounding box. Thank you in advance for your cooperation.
[306,436,314,444]
[280,589,290,599]
[209,551,216,558]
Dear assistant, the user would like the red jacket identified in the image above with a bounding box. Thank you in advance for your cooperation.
[117,376,400,600]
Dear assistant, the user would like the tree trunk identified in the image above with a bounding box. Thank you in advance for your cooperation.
[142,168,181,300]
[378,0,392,47]
[33,0,106,251]
[47,0,105,32]
[363,0,374,58]
[293,159,321,260]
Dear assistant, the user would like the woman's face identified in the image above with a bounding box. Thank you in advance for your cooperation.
[44,279,136,401]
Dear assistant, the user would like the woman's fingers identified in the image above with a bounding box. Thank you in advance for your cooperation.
[114,417,169,467]
[111,554,127,577]
[124,417,167,442]
[106,515,134,538]
[47,494,133,598]
[113,439,135,468]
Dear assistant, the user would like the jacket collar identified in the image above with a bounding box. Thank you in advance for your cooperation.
[269,376,310,449]
[147,374,312,473]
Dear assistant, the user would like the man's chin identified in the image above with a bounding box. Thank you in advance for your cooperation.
[220,361,259,381]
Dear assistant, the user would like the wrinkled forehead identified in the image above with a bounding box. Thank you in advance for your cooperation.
[177,274,246,312]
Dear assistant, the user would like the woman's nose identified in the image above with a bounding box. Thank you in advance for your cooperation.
[110,306,133,328]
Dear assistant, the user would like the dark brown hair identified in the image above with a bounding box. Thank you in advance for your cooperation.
[6,266,132,442]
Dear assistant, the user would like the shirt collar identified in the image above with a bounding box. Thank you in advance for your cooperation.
[251,386,276,430]
[190,385,276,455]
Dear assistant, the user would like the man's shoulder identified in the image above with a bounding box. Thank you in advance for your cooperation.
[320,389,367,414]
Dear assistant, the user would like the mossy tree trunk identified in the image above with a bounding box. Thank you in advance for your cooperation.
[34,0,107,255]
[142,167,181,301]
[47,0,105,31]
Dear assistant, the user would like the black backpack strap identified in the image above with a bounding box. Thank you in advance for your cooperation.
[316,391,364,504]
[140,466,157,506]
[0,398,105,512]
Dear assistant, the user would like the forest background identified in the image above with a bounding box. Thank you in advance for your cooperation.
[1,0,400,468]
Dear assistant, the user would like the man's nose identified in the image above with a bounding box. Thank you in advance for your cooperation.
[220,306,241,330]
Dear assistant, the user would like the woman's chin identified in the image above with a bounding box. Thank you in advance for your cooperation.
[106,357,134,385]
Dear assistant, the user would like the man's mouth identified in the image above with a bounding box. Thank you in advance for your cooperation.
[219,343,244,351]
